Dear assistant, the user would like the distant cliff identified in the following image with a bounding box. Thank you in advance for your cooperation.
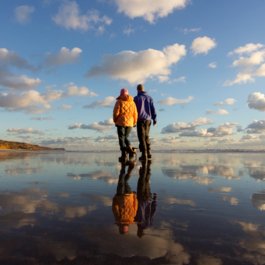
[0,140,65,151]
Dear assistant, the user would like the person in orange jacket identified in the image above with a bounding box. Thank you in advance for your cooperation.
[113,88,138,161]
[112,160,138,234]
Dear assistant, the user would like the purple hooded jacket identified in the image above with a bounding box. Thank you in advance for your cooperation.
[134,91,157,122]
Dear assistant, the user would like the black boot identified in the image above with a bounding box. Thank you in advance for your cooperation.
[139,152,147,161]
[126,146,136,159]
[119,149,127,162]
[147,151,152,160]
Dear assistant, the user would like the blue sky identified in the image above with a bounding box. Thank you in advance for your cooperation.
[1,0,265,151]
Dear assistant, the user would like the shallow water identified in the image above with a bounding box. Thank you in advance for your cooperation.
[0,151,264,265]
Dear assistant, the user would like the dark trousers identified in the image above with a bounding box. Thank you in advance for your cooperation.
[117,126,132,151]
[116,162,135,195]
[137,120,151,154]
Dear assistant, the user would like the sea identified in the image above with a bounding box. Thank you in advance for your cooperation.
[0,150,264,265]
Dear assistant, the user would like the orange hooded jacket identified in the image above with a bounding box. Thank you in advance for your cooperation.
[113,95,138,127]
[112,192,138,225]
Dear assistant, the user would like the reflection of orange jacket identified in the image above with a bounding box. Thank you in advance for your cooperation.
[112,193,138,224]
[113,95,138,127]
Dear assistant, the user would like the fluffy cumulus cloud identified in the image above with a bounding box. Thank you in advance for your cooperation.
[68,118,114,132]
[14,5,35,24]
[225,42,265,86]
[65,83,97,97]
[161,117,212,134]
[0,90,51,113]
[162,119,237,138]
[246,120,265,134]
[0,48,34,70]
[0,71,41,90]
[87,43,186,84]
[191,36,217,55]
[0,48,39,90]
[247,92,265,111]
[44,47,82,67]
[114,0,189,23]
[53,1,112,32]
[224,73,255,86]
[159,96,193,106]
[207,123,237,137]
[83,96,116,108]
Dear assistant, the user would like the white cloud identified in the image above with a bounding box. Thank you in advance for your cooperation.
[68,118,114,132]
[225,43,265,86]
[231,43,264,55]
[44,47,82,67]
[44,90,63,101]
[7,128,43,135]
[224,72,255,86]
[87,43,186,84]
[0,71,41,90]
[207,123,237,137]
[0,82,99,114]
[246,120,265,134]
[206,109,229,115]
[161,117,212,134]
[83,96,115,109]
[214,98,236,106]
[255,63,265,76]
[182,27,201,34]
[65,83,97,97]
[0,48,39,90]
[14,5,35,24]
[208,62,217,69]
[114,0,189,23]
[232,51,265,68]
[191,36,217,55]
[159,96,193,106]
[53,1,112,32]
[0,90,51,113]
[179,128,211,137]
[0,48,35,70]
[247,92,265,111]
[162,120,237,138]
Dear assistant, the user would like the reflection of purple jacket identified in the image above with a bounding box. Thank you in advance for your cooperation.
[135,193,157,229]
[134,91,157,122]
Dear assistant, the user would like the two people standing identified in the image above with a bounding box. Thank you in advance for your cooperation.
[113,84,157,161]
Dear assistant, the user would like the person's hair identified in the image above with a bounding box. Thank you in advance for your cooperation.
[119,224,129,234]
[137,84,144,91]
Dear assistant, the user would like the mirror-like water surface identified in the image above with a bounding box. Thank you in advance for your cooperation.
[0,151,264,265]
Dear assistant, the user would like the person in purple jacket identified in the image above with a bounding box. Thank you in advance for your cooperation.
[134,84,157,160]
[135,160,157,238]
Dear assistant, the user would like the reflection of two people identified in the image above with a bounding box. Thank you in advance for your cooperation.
[112,160,157,236]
